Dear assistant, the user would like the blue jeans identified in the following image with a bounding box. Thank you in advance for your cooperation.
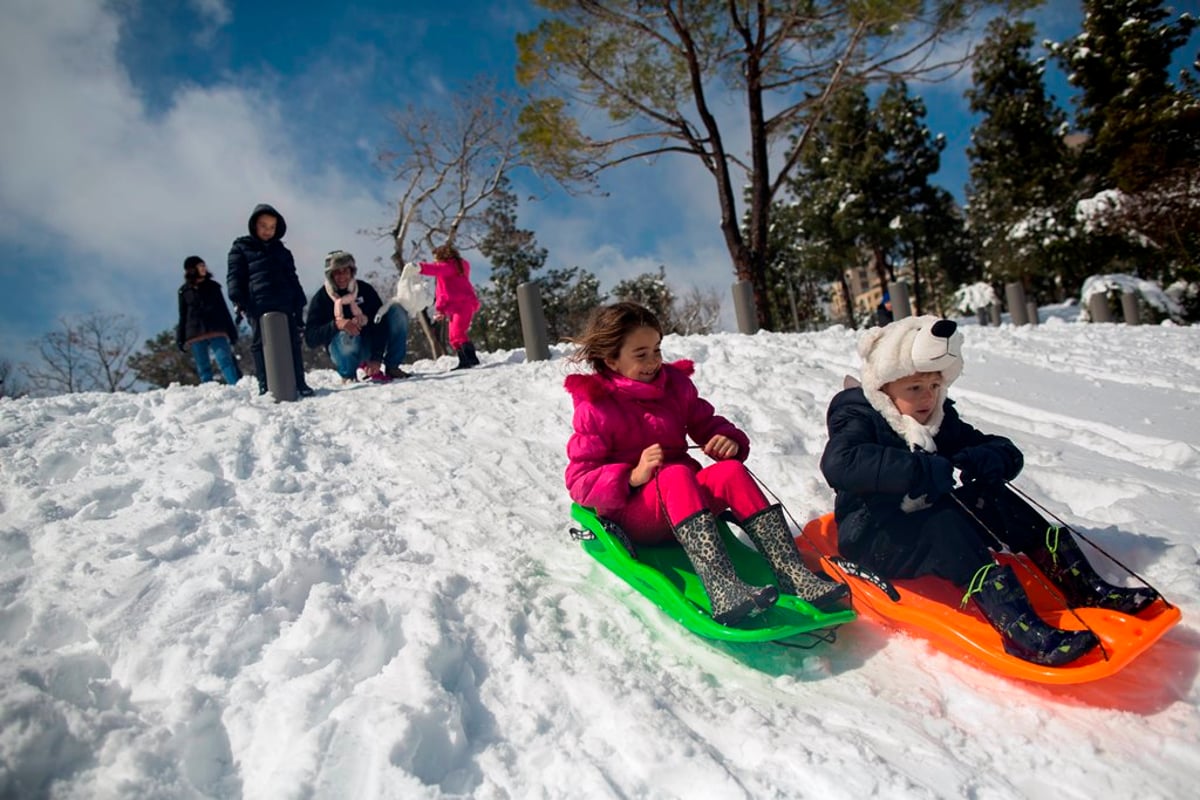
[328,306,409,378]
[191,337,240,384]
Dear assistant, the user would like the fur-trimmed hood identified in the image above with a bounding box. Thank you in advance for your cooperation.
[856,316,963,452]
[564,359,694,402]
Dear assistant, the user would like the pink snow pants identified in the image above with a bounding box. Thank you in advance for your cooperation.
[607,460,770,545]
[446,309,475,349]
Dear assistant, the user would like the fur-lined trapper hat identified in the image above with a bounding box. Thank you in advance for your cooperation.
[324,250,357,278]
[323,250,367,327]
[857,316,963,452]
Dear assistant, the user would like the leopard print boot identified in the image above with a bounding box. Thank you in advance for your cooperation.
[673,510,778,626]
[739,504,849,610]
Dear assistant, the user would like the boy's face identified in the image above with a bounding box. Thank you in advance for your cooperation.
[882,371,943,424]
[604,325,662,382]
[330,266,353,290]
[255,214,278,241]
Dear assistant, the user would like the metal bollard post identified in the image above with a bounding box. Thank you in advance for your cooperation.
[1026,300,1039,326]
[1005,282,1029,326]
[1088,293,1113,322]
[887,281,912,319]
[261,311,297,402]
[517,282,551,362]
[1121,291,1141,325]
[732,280,758,334]
[988,303,1002,326]
[976,307,988,326]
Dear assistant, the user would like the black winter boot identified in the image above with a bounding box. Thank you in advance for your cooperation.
[970,564,1099,666]
[673,510,778,626]
[739,505,849,610]
[1031,528,1158,614]
[452,342,477,370]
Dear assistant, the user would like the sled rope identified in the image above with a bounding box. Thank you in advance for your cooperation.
[1006,482,1169,607]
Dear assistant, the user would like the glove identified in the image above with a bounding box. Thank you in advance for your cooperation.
[914,454,955,501]
[952,446,1007,484]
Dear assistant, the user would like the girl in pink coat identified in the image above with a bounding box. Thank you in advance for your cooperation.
[420,243,481,369]
[564,302,846,626]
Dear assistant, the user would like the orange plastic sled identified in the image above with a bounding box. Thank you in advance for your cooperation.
[799,513,1181,685]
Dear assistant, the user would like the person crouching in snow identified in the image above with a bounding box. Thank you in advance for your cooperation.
[819,316,1159,666]
[564,302,848,626]
[419,243,481,370]
[305,251,410,383]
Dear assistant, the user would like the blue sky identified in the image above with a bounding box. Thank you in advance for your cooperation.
[0,1,1190,369]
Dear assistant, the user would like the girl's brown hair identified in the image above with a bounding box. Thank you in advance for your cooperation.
[433,243,464,274]
[567,302,663,373]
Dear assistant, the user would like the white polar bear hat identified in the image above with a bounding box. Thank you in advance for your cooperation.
[857,315,964,450]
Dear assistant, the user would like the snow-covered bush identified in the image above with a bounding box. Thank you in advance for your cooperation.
[951,282,999,315]
[1079,274,1183,324]
[1165,280,1200,323]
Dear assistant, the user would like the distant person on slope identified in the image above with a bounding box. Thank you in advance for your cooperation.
[820,316,1159,666]
[226,203,313,397]
[564,302,848,627]
[875,291,894,326]
[419,243,481,370]
[304,250,410,383]
[176,255,241,385]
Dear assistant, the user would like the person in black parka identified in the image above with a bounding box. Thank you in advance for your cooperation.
[177,255,241,384]
[820,316,1158,667]
[227,203,313,396]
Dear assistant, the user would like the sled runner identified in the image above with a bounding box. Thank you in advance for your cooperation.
[571,504,856,644]
[799,513,1181,684]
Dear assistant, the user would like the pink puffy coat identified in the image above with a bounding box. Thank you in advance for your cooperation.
[564,360,751,516]
[418,258,481,316]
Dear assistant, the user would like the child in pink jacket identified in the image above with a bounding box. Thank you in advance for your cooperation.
[419,243,481,369]
[564,302,846,626]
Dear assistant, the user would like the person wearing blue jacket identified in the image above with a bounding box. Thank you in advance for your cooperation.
[820,316,1157,666]
[227,203,313,397]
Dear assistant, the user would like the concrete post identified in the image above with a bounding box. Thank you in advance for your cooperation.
[1088,293,1113,322]
[1005,282,1029,326]
[1121,291,1141,325]
[988,303,1002,326]
[517,282,551,362]
[887,281,912,320]
[1026,300,1039,326]
[261,311,297,402]
[732,280,758,334]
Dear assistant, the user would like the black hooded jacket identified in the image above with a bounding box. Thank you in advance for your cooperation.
[177,275,239,349]
[226,204,308,318]
[819,386,1022,555]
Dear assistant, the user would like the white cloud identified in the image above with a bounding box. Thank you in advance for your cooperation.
[0,0,393,358]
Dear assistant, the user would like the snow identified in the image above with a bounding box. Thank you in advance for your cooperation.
[2,321,1199,799]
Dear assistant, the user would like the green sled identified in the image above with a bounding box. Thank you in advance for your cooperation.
[571,503,856,643]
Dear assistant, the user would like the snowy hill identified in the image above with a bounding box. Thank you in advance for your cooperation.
[1,320,1198,799]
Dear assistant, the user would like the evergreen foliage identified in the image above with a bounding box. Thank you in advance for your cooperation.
[965,18,1075,296]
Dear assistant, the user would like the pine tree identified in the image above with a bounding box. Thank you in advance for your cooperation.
[965,17,1074,295]
[1050,0,1197,193]
[612,268,676,331]
[1048,0,1199,280]
[128,330,200,388]
[476,177,548,351]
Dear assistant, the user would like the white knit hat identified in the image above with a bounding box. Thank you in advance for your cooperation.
[856,316,964,451]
